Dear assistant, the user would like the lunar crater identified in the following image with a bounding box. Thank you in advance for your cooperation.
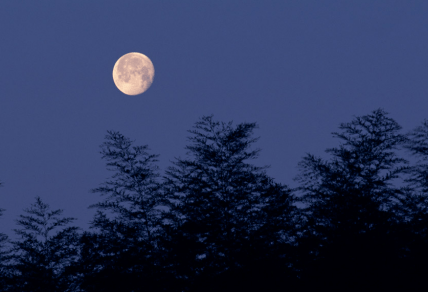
[113,52,154,95]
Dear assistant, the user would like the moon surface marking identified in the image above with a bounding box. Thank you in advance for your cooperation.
[112,52,155,95]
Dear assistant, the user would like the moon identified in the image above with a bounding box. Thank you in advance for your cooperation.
[112,52,155,95]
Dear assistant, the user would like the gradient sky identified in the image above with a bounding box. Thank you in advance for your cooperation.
[0,0,427,237]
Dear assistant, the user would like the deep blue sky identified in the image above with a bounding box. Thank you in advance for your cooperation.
[0,0,427,236]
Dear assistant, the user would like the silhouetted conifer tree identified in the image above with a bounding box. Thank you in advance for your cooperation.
[9,197,80,291]
[80,130,167,291]
[164,116,297,290]
[0,202,13,291]
[391,119,428,290]
[401,120,428,217]
[405,120,428,189]
[295,109,427,291]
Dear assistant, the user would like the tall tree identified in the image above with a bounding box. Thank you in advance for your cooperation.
[402,119,428,214]
[0,194,12,291]
[294,109,420,291]
[0,234,10,291]
[81,130,166,291]
[393,119,428,289]
[164,116,297,290]
[10,197,80,291]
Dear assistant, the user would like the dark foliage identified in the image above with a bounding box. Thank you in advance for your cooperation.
[78,130,169,291]
[0,200,13,291]
[295,109,427,291]
[0,110,426,291]
[401,120,428,223]
[164,116,298,290]
[8,197,80,291]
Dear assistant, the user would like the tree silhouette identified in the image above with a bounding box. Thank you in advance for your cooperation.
[0,198,13,291]
[295,109,427,291]
[0,111,425,291]
[394,119,428,290]
[164,116,297,290]
[402,119,428,213]
[10,197,80,291]
[0,236,11,291]
[80,130,167,291]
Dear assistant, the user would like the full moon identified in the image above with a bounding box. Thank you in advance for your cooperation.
[112,52,155,95]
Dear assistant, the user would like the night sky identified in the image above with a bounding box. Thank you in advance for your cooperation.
[0,0,427,237]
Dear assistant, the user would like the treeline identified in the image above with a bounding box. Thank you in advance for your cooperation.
[0,109,427,291]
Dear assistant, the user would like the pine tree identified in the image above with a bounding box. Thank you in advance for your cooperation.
[81,130,166,291]
[0,201,12,291]
[393,119,428,290]
[10,197,80,291]
[402,120,428,216]
[164,116,297,290]
[294,109,415,290]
